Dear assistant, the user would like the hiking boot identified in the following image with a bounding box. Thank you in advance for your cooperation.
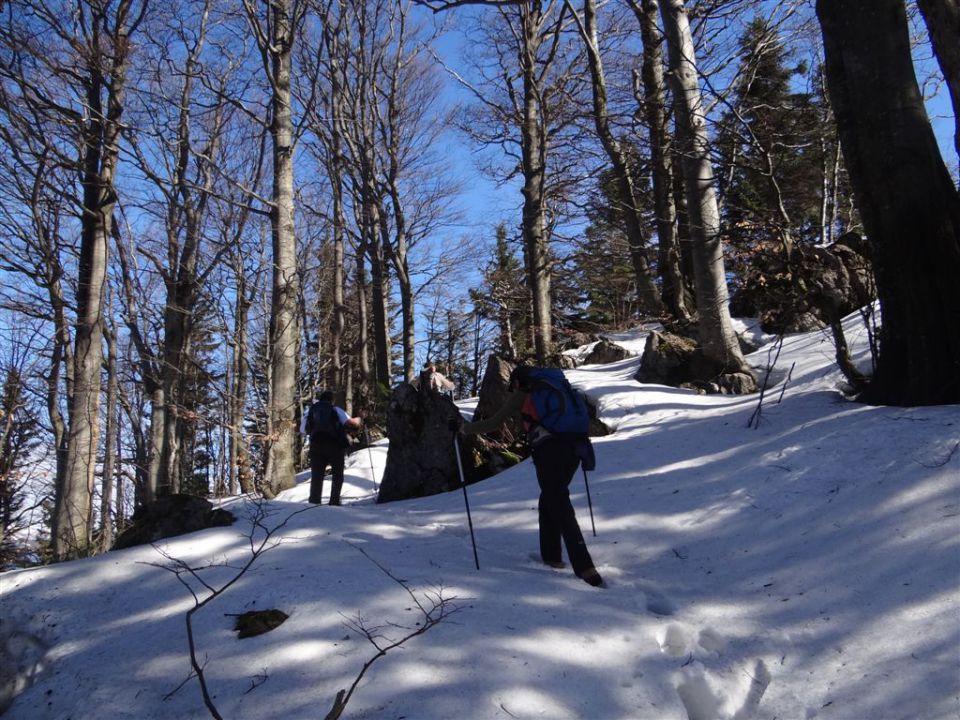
[577,568,604,587]
[543,559,566,569]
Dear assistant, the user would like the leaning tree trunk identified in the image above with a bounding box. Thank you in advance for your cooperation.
[573,0,663,318]
[817,0,960,405]
[660,0,753,381]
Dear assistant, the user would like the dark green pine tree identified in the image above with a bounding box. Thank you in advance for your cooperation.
[717,18,828,262]
[472,224,530,359]
[571,166,651,328]
[178,313,224,497]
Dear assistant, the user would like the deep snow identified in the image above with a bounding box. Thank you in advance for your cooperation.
[1,312,958,720]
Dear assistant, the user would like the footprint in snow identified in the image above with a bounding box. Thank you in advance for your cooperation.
[658,624,772,720]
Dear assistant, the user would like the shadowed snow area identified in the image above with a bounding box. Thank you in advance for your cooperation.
[2,311,958,720]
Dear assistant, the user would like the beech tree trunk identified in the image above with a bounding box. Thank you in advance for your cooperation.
[571,0,663,318]
[519,1,554,361]
[99,325,119,552]
[57,1,144,559]
[244,0,304,495]
[817,0,960,405]
[633,0,691,322]
[659,0,752,379]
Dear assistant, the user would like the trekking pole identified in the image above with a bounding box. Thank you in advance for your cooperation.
[453,433,480,570]
[582,468,597,537]
[364,428,378,496]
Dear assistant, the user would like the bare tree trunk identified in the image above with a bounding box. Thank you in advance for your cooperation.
[632,0,691,321]
[671,143,695,292]
[368,204,392,389]
[48,277,73,520]
[519,2,553,361]
[569,0,663,318]
[660,0,753,381]
[915,0,960,163]
[57,1,145,559]
[147,390,165,499]
[329,157,347,393]
[817,0,960,405]
[355,242,372,406]
[99,324,119,552]
[319,15,349,395]
[380,32,417,383]
[244,0,305,495]
[230,258,256,495]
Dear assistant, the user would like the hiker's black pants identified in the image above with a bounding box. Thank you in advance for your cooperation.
[310,436,345,505]
[531,437,594,575]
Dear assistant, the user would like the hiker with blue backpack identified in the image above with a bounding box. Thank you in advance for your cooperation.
[453,365,603,588]
[301,390,362,505]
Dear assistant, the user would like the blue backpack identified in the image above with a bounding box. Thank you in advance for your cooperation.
[524,368,590,433]
[522,368,596,469]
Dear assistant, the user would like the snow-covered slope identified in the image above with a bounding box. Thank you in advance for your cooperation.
[2,312,957,720]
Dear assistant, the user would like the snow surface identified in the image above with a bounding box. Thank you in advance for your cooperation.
[1,312,958,720]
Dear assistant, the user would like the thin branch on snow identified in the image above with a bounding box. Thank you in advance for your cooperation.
[323,542,463,720]
[146,498,315,720]
[748,336,784,429]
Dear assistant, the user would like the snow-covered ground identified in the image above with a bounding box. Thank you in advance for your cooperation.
[2,312,958,720]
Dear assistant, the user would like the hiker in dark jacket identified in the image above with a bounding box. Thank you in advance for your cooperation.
[454,366,603,587]
[301,390,362,505]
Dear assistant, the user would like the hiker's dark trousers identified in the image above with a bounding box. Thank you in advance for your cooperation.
[531,437,594,575]
[309,436,346,505]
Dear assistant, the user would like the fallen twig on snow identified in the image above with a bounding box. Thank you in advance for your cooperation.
[324,542,462,720]
[147,497,314,720]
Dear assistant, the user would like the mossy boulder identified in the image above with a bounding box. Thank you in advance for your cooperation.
[113,494,235,550]
[233,609,289,638]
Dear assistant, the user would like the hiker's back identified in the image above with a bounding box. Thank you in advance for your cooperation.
[525,368,590,436]
[308,401,346,445]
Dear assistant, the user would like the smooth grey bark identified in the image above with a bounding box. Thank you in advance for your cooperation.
[99,324,119,552]
[243,0,305,495]
[567,0,663,317]
[519,1,553,360]
[632,0,692,321]
[659,0,752,378]
[57,0,147,559]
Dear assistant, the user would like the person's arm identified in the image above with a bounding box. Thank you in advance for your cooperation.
[436,372,455,391]
[461,391,524,436]
[335,407,362,431]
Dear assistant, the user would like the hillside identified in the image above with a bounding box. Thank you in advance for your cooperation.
[2,312,958,720]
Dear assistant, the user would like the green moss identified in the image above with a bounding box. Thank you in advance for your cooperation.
[499,450,523,465]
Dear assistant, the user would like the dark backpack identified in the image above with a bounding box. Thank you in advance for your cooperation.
[306,401,347,446]
[522,368,596,470]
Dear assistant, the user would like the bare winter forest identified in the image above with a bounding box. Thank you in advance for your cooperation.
[0,0,957,564]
